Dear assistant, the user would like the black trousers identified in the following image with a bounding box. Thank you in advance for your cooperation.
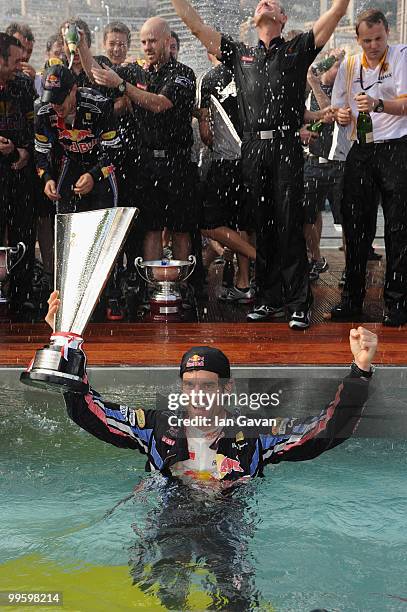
[242,136,311,312]
[342,139,407,309]
[0,163,36,308]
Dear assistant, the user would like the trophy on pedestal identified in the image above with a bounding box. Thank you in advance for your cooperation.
[0,242,26,320]
[20,207,138,394]
[135,256,196,322]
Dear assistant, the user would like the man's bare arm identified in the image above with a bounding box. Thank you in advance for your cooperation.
[92,65,173,113]
[197,108,213,146]
[313,0,349,48]
[170,0,221,57]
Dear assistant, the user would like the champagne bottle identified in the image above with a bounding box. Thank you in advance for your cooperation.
[357,93,374,145]
[312,55,336,75]
[64,24,80,68]
[306,120,324,133]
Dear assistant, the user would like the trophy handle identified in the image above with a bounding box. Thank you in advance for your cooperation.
[183,255,196,282]
[135,257,150,284]
[8,242,26,273]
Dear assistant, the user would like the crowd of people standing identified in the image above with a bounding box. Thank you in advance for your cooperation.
[1,0,406,328]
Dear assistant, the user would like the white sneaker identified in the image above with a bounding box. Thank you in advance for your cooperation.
[219,286,255,304]
[288,310,311,329]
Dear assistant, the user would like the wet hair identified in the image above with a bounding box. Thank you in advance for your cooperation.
[60,18,92,47]
[0,32,22,60]
[170,30,180,50]
[5,22,35,42]
[46,33,63,53]
[103,21,131,46]
[355,9,389,35]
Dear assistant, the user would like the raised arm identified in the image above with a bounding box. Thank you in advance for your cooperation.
[260,327,377,463]
[170,0,221,57]
[313,0,349,48]
[45,292,156,455]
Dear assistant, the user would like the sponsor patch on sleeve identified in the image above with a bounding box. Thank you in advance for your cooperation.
[135,408,145,428]
[174,75,193,88]
[35,133,49,143]
[101,130,117,141]
[101,164,115,178]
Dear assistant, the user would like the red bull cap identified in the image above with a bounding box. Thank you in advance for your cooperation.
[180,346,231,380]
[41,65,76,105]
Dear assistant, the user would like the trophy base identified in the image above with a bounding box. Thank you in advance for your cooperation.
[149,298,183,322]
[20,342,87,394]
[20,370,88,394]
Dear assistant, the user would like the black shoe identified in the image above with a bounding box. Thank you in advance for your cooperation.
[309,257,329,281]
[288,309,311,329]
[367,248,382,261]
[382,307,407,327]
[330,298,363,320]
[247,304,285,321]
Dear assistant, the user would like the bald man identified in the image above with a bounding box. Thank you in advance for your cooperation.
[92,17,196,272]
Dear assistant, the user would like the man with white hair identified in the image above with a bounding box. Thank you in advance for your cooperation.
[169,0,351,329]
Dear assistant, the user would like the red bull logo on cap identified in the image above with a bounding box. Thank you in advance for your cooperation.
[186,354,205,368]
[45,73,61,88]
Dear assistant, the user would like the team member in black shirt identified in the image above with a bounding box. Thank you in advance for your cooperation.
[0,33,36,319]
[197,54,256,302]
[170,0,351,329]
[92,17,196,264]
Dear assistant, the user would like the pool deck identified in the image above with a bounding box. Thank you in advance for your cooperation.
[1,235,406,368]
[1,321,405,367]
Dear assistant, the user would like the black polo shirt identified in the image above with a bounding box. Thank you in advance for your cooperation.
[220,31,321,134]
[119,57,195,154]
[199,63,242,137]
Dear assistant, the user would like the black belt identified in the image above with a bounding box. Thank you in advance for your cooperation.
[243,128,298,140]
[356,135,407,146]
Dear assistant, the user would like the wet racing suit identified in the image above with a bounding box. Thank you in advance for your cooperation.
[63,365,370,482]
[34,87,121,214]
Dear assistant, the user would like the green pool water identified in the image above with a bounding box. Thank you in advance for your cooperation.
[1,369,406,611]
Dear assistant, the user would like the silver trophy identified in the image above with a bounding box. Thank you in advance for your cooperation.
[135,256,196,321]
[0,242,26,319]
[20,207,138,394]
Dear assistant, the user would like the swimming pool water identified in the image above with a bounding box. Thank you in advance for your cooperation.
[1,371,406,611]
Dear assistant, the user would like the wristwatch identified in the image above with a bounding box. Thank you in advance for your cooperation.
[373,98,384,113]
[117,80,126,94]
[350,361,375,379]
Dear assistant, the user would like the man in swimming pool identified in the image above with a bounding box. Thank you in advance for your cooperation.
[44,290,377,482]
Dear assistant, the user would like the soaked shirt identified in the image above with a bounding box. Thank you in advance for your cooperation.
[0,74,34,163]
[62,369,370,482]
[198,63,242,160]
[220,31,320,134]
[34,87,121,183]
[118,57,195,153]
[171,427,221,481]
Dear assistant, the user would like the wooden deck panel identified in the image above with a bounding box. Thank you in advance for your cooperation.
[1,321,405,366]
